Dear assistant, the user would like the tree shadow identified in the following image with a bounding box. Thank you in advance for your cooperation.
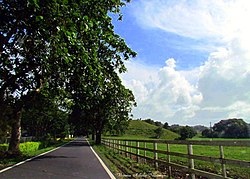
[37,155,74,159]
[63,140,89,147]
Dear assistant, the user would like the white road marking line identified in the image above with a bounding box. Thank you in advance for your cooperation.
[0,140,75,173]
[86,139,116,179]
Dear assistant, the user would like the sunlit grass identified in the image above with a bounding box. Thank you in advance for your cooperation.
[0,138,73,169]
[103,136,250,178]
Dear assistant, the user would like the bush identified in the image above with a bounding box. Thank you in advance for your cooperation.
[0,144,8,152]
[155,127,164,138]
[179,126,197,140]
[20,142,41,153]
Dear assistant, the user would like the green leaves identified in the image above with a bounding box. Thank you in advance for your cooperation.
[1,0,136,146]
[35,15,43,21]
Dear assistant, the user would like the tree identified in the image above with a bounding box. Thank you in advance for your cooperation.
[86,79,135,144]
[163,122,169,129]
[155,127,164,139]
[169,124,181,134]
[201,129,214,138]
[0,100,12,142]
[22,91,70,140]
[0,0,61,154]
[179,126,197,140]
[144,119,155,125]
[1,0,135,153]
[155,121,163,127]
[213,119,249,138]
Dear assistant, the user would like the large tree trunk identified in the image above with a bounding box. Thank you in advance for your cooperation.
[91,131,95,141]
[8,107,22,155]
[95,130,101,145]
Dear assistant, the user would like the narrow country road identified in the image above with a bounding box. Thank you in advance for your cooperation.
[0,138,114,179]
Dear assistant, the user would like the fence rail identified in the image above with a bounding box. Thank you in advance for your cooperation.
[101,138,250,179]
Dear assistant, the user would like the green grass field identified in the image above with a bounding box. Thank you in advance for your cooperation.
[103,138,250,178]
[102,120,250,178]
[105,120,180,140]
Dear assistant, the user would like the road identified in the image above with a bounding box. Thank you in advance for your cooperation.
[0,138,114,179]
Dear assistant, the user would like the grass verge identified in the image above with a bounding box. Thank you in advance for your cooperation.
[88,139,167,178]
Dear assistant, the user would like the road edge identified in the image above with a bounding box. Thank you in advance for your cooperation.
[86,139,116,179]
[0,139,75,174]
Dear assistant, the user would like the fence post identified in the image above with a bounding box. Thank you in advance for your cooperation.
[115,140,117,153]
[187,144,195,179]
[153,142,158,169]
[144,142,147,163]
[136,141,140,163]
[122,141,124,154]
[118,140,121,153]
[167,143,172,177]
[126,141,128,157]
[131,141,133,159]
[219,145,227,178]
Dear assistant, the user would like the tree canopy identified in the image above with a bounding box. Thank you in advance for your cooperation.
[202,118,249,138]
[0,0,136,153]
[179,126,197,140]
[213,118,249,138]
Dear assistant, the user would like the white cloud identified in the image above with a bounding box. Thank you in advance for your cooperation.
[121,0,250,125]
[123,49,250,125]
[133,0,250,42]
[122,59,203,125]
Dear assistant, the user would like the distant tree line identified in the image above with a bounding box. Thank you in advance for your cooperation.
[202,118,250,138]
[142,118,197,140]
[139,118,250,140]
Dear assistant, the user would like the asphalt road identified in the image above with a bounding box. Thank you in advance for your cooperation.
[0,138,113,179]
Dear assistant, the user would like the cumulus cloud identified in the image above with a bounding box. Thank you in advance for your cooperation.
[122,59,203,124]
[121,0,250,125]
[124,48,250,125]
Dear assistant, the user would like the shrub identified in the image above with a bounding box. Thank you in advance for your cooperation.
[0,144,8,152]
[155,127,164,139]
[20,142,41,154]
[179,126,197,140]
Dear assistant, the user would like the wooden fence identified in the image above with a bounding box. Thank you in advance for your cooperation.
[101,138,250,179]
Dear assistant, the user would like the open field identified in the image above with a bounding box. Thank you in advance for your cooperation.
[101,120,250,178]
[102,137,250,178]
[104,120,179,140]
[142,141,249,178]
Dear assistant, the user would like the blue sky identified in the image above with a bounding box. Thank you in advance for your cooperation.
[112,4,209,70]
[112,0,250,126]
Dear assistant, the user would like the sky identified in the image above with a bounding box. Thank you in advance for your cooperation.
[112,0,250,126]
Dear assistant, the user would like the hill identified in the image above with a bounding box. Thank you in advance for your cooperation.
[123,120,179,140]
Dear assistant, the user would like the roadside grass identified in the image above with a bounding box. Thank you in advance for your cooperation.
[88,139,166,178]
[102,119,250,178]
[102,136,250,178]
[0,138,73,170]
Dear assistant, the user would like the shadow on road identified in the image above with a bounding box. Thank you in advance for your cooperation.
[37,155,75,159]
[63,140,89,147]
